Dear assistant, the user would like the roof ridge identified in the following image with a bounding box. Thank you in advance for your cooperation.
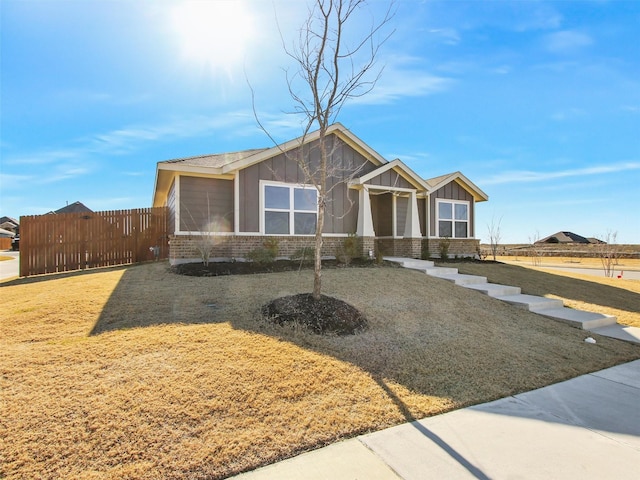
[162,148,269,164]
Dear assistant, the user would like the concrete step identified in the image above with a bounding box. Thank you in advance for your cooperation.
[590,324,640,344]
[422,266,459,275]
[464,283,522,297]
[494,294,564,312]
[536,307,617,330]
[428,273,487,286]
[384,257,435,269]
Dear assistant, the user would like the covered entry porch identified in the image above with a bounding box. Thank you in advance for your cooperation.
[355,185,424,258]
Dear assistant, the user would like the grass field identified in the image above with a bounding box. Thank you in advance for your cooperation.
[2,261,639,479]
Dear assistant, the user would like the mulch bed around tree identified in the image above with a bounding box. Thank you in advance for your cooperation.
[262,293,368,335]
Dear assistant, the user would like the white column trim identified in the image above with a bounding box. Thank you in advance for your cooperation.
[175,175,181,234]
[392,194,398,238]
[356,186,375,237]
[404,190,422,238]
[234,174,240,234]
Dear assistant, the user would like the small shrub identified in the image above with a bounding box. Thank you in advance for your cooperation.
[263,238,279,257]
[421,238,431,260]
[336,234,361,265]
[439,237,450,260]
[246,248,276,264]
[246,239,279,264]
[290,246,315,263]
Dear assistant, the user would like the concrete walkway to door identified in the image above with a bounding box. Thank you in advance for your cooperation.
[385,257,640,345]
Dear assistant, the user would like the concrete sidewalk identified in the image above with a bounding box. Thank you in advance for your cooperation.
[0,250,19,281]
[231,359,640,479]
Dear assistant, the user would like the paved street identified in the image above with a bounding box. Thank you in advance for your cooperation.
[0,251,19,280]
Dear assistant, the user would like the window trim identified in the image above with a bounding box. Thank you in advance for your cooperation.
[259,180,319,236]
[435,198,470,238]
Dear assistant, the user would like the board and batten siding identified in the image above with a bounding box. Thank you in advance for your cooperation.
[429,181,475,237]
[395,196,408,237]
[179,176,234,232]
[365,170,413,190]
[370,193,393,237]
[418,197,426,237]
[238,134,375,234]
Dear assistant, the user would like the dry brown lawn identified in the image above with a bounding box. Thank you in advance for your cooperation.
[2,262,640,479]
[451,260,640,328]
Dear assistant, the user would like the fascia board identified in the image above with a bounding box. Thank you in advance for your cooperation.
[158,162,223,176]
[221,123,388,174]
[153,164,232,207]
[429,171,489,202]
[355,159,430,191]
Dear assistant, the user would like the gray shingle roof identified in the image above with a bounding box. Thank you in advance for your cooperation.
[536,231,592,244]
[161,149,269,169]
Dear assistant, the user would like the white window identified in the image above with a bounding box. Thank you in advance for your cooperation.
[263,183,318,235]
[437,199,469,238]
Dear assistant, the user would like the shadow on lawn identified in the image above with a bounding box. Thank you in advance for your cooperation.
[91,264,496,478]
[451,261,640,315]
[89,262,640,445]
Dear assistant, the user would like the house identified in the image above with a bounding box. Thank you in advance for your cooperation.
[153,123,488,264]
[0,217,19,234]
[48,201,93,215]
[536,232,601,244]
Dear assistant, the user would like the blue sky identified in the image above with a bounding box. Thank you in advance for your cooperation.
[1,0,639,244]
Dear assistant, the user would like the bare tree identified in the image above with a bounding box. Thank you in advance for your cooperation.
[255,0,395,300]
[596,230,621,278]
[182,194,226,266]
[486,214,503,261]
[528,230,542,266]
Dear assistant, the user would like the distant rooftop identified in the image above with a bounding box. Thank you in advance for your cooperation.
[536,231,600,244]
[51,201,93,215]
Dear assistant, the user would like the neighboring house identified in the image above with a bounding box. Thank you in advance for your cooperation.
[536,231,602,244]
[48,201,93,215]
[0,227,15,238]
[0,217,19,234]
[153,123,488,264]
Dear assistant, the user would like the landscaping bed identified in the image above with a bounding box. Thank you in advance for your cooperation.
[171,257,397,276]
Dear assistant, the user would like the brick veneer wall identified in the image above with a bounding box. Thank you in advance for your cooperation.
[169,234,376,264]
[169,234,479,264]
[422,238,481,259]
[375,238,422,258]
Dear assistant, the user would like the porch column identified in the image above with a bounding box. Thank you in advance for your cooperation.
[356,186,375,237]
[403,191,422,238]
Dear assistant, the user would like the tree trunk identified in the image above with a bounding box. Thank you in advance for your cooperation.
[313,129,328,301]
[313,200,325,300]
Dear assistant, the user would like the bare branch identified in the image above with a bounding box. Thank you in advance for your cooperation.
[256,0,395,299]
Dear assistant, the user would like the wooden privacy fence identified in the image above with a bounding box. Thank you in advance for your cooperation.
[20,207,168,277]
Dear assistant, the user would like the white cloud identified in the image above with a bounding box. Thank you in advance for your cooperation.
[621,105,640,114]
[550,108,588,121]
[428,28,461,45]
[349,55,454,105]
[480,161,640,186]
[544,30,593,53]
[491,65,511,75]
[4,112,257,168]
[385,152,431,163]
